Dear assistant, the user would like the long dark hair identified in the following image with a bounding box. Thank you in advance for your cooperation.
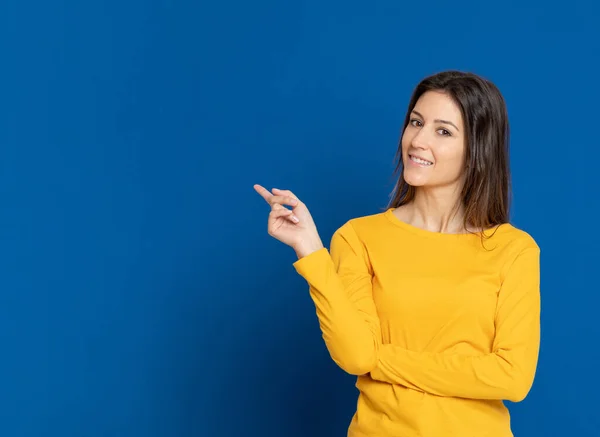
[387,70,511,239]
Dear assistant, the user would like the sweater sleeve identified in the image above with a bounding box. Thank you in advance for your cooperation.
[292,221,381,375]
[370,247,541,402]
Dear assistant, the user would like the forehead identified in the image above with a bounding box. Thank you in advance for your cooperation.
[413,91,463,126]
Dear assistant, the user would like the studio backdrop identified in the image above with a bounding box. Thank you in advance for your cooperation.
[0,0,598,436]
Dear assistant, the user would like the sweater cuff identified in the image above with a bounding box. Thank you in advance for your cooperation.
[292,247,331,280]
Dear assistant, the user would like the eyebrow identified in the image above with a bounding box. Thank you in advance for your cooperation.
[411,110,460,132]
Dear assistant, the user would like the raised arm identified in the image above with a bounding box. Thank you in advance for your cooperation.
[293,221,381,375]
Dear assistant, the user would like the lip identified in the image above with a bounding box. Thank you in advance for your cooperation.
[408,153,434,166]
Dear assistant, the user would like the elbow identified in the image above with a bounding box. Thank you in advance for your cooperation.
[505,375,535,402]
[333,352,378,376]
[496,351,537,402]
[506,389,529,403]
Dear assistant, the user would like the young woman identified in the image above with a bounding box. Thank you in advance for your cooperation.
[254,70,540,437]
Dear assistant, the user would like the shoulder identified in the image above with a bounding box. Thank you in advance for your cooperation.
[328,209,388,249]
[492,223,541,280]
[494,222,540,253]
[345,208,389,230]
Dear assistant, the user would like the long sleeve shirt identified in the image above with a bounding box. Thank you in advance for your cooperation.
[292,207,541,437]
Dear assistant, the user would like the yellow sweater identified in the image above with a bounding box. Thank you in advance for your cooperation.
[292,207,540,437]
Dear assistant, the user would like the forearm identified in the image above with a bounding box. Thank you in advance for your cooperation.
[370,344,538,401]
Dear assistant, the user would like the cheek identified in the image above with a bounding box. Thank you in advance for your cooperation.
[400,133,411,154]
[436,144,465,165]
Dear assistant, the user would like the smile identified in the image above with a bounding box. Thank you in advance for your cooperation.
[409,154,433,166]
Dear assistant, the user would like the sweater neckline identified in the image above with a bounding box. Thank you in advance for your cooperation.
[383,207,509,239]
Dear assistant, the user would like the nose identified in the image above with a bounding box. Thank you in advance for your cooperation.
[410,128,431,150]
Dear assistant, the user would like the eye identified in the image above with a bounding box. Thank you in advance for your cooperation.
[437,128,452,137]
[409,119,422,127]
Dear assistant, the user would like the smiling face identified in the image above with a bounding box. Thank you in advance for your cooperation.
[401,90,467,189]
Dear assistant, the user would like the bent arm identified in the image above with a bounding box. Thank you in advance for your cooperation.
[370,248,541,402]
[293,222,381,375]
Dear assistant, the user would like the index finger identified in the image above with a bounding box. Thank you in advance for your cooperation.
[253,184,274,204]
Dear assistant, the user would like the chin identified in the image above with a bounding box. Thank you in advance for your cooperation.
[403,168,430,187]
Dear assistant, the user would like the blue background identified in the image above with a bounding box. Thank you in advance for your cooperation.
[1,0,598,436]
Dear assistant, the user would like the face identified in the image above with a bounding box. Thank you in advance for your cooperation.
[401,90,467,189]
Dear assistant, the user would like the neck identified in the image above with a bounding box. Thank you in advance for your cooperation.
[408,185,466,234]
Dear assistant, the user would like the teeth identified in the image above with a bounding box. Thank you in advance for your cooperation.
[410,155,433,166]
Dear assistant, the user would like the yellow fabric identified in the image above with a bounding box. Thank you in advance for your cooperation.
[292,207,541,437]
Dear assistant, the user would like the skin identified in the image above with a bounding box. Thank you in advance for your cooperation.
[254,89,474,258]
[253,185,324,258]
[395,90,472,234]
